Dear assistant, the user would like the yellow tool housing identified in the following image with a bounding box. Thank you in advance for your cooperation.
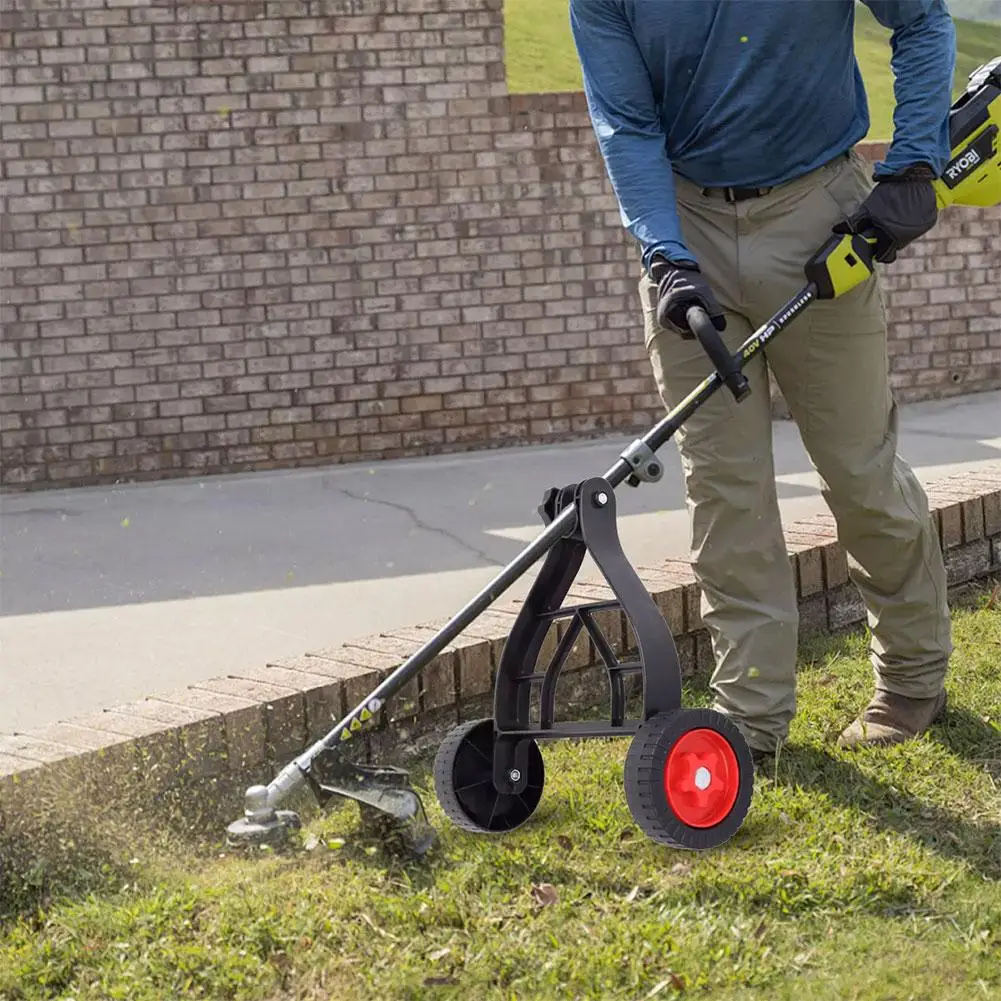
[935,55,1001,209]
[805,56,1001,301]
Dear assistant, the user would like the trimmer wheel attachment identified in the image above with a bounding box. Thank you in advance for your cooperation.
[623,709,753,850]
[433,718,546,834]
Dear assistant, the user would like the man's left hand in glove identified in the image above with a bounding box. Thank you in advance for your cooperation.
[833,163,939,264]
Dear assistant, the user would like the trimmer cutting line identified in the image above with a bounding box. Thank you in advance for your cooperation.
[227,58,1001,856]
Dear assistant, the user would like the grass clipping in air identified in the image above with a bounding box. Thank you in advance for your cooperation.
[1,588,1000,1000]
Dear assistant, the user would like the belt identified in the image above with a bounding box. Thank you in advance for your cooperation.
[698,153,852,203]
[699,184,773,203]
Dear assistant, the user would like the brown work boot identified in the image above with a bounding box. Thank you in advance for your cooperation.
[837,688,947,750]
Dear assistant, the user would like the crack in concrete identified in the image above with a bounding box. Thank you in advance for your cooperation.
[337,487,502,567]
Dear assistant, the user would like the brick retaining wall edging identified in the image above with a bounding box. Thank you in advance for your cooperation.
[2,465,1001,826]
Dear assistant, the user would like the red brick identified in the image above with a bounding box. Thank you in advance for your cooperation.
[933,500,964,549]
[100,698,228,779]
[380,626,460,712]
[795,513,841,539]
[817,539,850,589]
[160,686,267,772]
[654,559,702,631]
[19,722,130,757]
[632,566,686,635]
[307,643,419,723]
[189,674,306,763]
[782,531,826,597]
[228,662,338,744]
[984,490,1001,537]
[960,497,986,543]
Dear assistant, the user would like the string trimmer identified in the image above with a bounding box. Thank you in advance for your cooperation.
[227,57,1001,854]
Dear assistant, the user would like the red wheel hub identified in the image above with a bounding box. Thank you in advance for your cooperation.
[663,727,740,828]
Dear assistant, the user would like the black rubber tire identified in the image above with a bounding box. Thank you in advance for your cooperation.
[623,708,753,851]
[433,718,545,834]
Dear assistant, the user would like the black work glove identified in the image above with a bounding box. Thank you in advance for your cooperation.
[832,164,938,265]
[649,255,726,339]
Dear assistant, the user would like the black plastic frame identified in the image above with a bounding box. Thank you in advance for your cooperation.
[489,476,685,797]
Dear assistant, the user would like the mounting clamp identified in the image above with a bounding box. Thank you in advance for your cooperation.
[620,439,665,487]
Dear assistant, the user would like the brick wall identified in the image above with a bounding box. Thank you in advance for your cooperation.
[1,0,999,490]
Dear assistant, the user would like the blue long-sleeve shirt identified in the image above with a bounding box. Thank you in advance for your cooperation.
[568,0,957,268]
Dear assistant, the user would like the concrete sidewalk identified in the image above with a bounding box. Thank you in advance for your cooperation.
[2,389,1000,733]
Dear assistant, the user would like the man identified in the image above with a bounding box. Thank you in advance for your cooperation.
[569,0,956,766]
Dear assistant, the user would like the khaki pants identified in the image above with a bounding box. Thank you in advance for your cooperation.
[641,150,952,753]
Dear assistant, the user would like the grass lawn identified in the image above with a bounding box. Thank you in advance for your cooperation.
[2,583,1000,999]
[505,0,1001,140]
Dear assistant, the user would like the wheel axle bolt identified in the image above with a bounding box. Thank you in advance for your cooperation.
[508,768,521,783]
[694,766,712,791]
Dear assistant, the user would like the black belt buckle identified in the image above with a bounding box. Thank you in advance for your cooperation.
[698,183,773,203]
[723,185,770,203]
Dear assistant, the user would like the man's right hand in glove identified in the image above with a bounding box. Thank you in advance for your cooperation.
[832,163,938,265]
[649,255,727,339]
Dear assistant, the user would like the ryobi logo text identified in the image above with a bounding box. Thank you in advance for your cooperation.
[942,126,997,190]
[945,148,981,181]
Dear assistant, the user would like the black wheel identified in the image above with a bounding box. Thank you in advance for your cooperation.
[433,718,545,834]
[624,708,753,850]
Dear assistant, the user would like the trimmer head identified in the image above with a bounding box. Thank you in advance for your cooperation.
[226,757,437,857]
[226,784,302,848]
